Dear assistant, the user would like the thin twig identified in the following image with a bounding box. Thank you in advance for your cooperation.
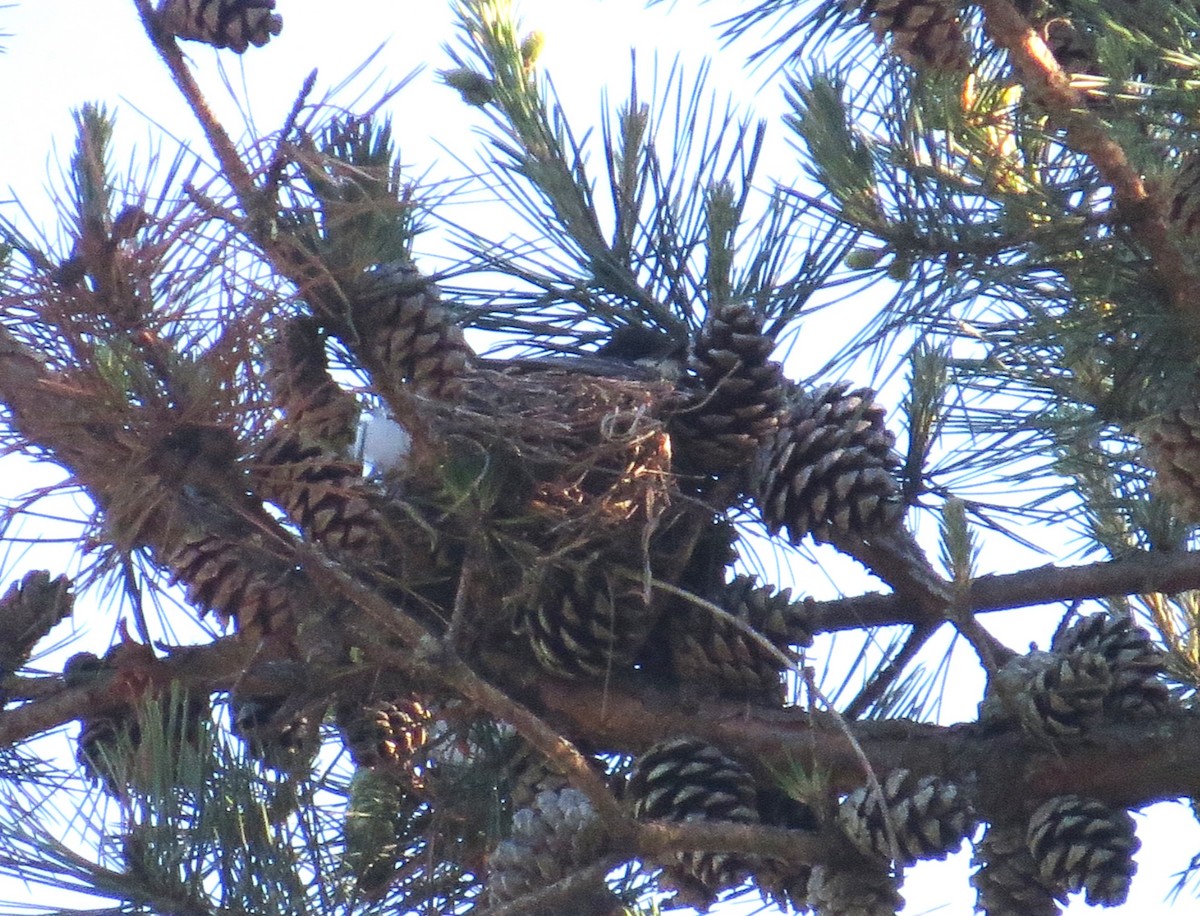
[842,621,938,720]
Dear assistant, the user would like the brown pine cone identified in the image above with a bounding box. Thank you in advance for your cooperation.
[351,262,472,401]
[166,531,297,637]
[0,570,73,678]
[156,0,282,53]
[668,574,813,704]
[336,694,430,772]
[845,0,970,72]
[263,315,360,453]
[1138,402,1200,522]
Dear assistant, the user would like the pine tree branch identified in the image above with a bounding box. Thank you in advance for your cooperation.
[0,638,254,748]
[977,0,1200,324]
[131,0,256,205]
[823,526,1013,670]
[539,678,1200,815]
[806,549,1200,633]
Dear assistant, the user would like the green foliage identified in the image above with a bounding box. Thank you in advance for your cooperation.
[443,0,854,355]
[288,115,422,275]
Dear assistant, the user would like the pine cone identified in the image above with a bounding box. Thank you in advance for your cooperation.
[837,769,976,865]
[627,737,759,907]
[500,739,608,812]
[972,823,1063,916]
[68,652,209,798]
[1051,613,1169,716]
[166,531,297,637]
[754,381,904,543]
[263,315,360,453]
[487,788,612,910]
[519,564,657,680]
[155,0,282,53]
[980,650,1111,739]
[1026,795,1139,907]
[0,570,73,678]
[674,302,786,473]
[846,0,970,72]
[352,262,472,401]
[1042,17,1099,75]
[76,714,136,796]
[254,427,389,558]
[807,860,904,916]
[343,767,407,900]
[1139,402,1200,522]
[668,574,813,704]
[230,692,323,775]
[336,694,430,772]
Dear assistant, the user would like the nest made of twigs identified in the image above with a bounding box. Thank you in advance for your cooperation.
[434,365,681,537]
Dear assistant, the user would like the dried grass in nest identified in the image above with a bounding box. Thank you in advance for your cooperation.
[442,366,682,535]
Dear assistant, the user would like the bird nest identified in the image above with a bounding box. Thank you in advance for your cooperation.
[402,364,695,632]
[433,365,683,538]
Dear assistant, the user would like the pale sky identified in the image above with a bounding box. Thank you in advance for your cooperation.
[0,2,1197,914]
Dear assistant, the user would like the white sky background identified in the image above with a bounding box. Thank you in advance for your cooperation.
[0,1,1198,914]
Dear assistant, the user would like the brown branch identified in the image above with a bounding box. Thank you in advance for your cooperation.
[842,621,937,720]
[0,637,255,748]
[978,0,1200,321]
[131,0,256,203]
[538,677,1200,816]
[807,549,1200,633]
[634,818,847,865]
[823,526,1013,668]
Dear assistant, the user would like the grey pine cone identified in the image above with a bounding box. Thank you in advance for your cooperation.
[1051,613,1170,716]
[807,860,904,916]
[487,788,610,907]
[972,822,1062,916]
[230,692,322,775]
[837,768,976,865]
[754,381,904,543]
[627,737,759,906]
[980,649,1111,739]
[519,565,656,680]
[1026,795,1139,907]
[669,573,813,704]
[674,302,786,473]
